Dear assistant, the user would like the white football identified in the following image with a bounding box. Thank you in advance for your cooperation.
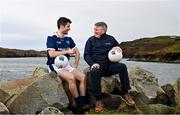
[54,55,68,68]
[108,49,123,62]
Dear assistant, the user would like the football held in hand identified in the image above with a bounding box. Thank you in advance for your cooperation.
[108,49,123,62]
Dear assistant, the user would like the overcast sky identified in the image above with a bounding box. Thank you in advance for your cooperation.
[0,0,179,53]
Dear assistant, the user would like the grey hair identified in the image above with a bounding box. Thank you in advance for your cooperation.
[95,22,108,32]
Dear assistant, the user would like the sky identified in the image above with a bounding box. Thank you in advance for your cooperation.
[0,0,179,53]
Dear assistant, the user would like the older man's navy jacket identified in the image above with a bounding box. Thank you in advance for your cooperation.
[84,33,119,66]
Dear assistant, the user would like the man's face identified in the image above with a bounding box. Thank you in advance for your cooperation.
[60,22,71,35]
[94,26,105,38]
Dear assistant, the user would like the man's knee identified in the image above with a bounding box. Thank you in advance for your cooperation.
[58,72,76,83]
[117,63,127,70]
[80,73,86,82]
[90,68,100,75]
[68,76,76,84]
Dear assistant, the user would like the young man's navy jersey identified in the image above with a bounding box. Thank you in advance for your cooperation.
[46,33,76,65]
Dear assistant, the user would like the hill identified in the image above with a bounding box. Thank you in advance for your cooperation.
[0,47,46,57]
[120,36,180,63]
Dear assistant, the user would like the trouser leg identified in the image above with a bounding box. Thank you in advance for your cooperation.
[90,67,104,101]
[108,62,131,94]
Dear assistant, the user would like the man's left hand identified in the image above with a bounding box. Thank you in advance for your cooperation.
[112,46,122,53]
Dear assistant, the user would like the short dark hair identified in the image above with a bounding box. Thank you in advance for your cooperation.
[95,22,108,30]
[57,17,72,29]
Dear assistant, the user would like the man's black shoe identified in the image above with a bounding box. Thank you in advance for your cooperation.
[79,104,90,111]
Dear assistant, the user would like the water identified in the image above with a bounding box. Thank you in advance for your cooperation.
[0,57,180,85]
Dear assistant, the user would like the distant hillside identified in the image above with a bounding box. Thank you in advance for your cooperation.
[120,36,180,63]
[0,47,46,57]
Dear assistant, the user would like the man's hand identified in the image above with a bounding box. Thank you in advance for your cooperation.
[91,63,101,70]
[112,46,122,53]
[66,49,75,54]
[72,63,78,68]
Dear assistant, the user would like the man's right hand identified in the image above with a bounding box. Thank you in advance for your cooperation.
[91,63,101,70]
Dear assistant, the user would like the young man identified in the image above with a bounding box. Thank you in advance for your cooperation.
[84,22,135,113]
[46,17,89,110]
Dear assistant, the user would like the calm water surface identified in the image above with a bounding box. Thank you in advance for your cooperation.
[0,57,179,85]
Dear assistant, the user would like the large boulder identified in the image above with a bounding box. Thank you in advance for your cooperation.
[6,72,69,114]
[0,67,48,96]
[128,66,163,99]
[0,89,10,104]
[84,68,121,94]
[161,83,176,105]
[0,102,9,114]
[173,77,180,104]
[0,76,35,95]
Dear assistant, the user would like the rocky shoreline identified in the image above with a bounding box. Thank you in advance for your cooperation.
[0,66,179,114]
[120,36,180,63]
[0,47,46,57]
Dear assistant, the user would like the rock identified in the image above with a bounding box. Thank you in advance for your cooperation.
[0,89,10,104]
[0,76,35,95]
[102,93,123,109]
[84,68,121,94]
[138,104,175,114]
[128,66,162,99]
[0,102,10,114]
[32,67,49,78]
[151,89,172,106]
[0,67,48,95]
[173,77,180,104]
[6,72,69,114]
[129,88,150,107]
[161,83,176,105]
[38,107,64,115]
[117,101,142,114]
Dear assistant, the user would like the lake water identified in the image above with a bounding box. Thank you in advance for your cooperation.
[0,57,180,85]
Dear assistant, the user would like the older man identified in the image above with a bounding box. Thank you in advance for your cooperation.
[84,22,135,113]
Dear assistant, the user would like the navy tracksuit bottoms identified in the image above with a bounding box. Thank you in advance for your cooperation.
[90,62,131,101]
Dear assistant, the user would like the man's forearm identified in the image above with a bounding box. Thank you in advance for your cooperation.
[74,48,80,65]
[74,53,80,65]
[84,55,95,67]
[48,50,67,58]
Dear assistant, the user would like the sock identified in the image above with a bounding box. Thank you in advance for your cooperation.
[80,96,86,106]
[74,96,81,107]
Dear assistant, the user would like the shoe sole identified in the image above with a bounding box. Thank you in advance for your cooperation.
[120,96,135,106]
[95,109,104,113]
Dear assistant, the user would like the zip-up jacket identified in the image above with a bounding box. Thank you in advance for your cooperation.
[84,33,119,66]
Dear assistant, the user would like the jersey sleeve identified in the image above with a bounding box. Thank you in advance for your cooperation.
[69,37,76,49]
[46,36,55,50]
